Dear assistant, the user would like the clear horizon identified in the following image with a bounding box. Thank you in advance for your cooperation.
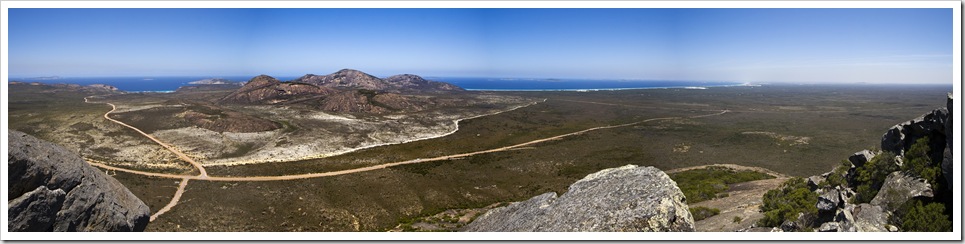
[8,8,954,84]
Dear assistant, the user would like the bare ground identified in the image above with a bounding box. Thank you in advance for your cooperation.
[672,164,791,232]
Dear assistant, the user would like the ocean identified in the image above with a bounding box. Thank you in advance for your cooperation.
[10,76,744,92]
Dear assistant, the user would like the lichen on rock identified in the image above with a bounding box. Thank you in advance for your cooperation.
[462,165,695,232]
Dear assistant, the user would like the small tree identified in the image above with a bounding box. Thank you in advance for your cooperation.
[901,201,952,232]
[854,151,898,203]
[758,178,818,227]
[821,160,852,188]
[902,136,942,190]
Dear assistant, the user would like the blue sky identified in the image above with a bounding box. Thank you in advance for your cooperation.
[7,8,953,84]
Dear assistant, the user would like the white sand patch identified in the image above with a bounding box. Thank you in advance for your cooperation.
[112,104,182,113]
[304,112,358,121]
[203,99,542,166]
[741,131,811,146]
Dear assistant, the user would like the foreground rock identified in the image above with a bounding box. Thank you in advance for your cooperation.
[463,165,694,232]
[850,204,890,232]
[870,172,933,212]
[8,130,150,232]
[816,188,841,212]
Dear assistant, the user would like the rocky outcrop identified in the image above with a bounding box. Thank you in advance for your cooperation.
[297,69,388,90]
[851,204,889,232]
[8,130,150,231]
[849,150,877,169]
[463,165,695,232]
[806,176,824,191]
[942,94,953,190]
[784,95,952,232]
[870,172,933,212]
[86,84,120,92]
[220,75,336,104]
[816,188,841,212]
[832,206,857,232]
[384,74,463,92]
[880,98,949,159]
[818,222,841,232]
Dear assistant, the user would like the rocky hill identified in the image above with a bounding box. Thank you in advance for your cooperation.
[296,69,388,90]
[294,69,464,92]
[8,130,150,232]
[220,75,336,104]
[220,71,462,114]
[463,165,695,232]
[383,74,463,92]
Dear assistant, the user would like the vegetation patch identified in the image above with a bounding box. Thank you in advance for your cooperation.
[895,200,952,232]
[889,137,952,232]
[819,160,851,189]
[689,206,720,221]
[853,151,898,203]
[757,178,818,228]
[901,136,944,190]
[669,166,775,204]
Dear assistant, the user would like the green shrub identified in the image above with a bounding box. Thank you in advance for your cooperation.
[853,151,898,203]
[757,178,818,227]
[820,160,851,188]
[670,166,774,204]
[732,216,742,223]
[689,206,720,221]
[900,201,951,232]
[902,136,943,190]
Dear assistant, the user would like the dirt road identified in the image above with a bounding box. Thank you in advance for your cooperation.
[85,97,208,178]
[88,109,729,182]
[83,96,730,221]
[150,179,189,221]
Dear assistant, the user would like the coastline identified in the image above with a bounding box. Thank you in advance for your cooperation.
[463,83,753,92]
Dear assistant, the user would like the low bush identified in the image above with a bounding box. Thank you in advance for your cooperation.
[853,151,898,203]
[689,206,720,221]
[820,160,851,189]
[902,136,943,190]
[757,178,818,227]
[670,166,774,204]
[900,200,951,232]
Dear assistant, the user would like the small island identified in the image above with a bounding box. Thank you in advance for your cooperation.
[188,78,240,85]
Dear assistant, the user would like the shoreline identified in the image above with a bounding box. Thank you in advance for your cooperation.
[463,83,753,92]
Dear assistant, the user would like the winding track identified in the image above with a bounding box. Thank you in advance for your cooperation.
[84,97,208,178]
[84,96,728,220]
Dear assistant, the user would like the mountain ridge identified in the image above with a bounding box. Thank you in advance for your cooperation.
[220,69,463,114]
